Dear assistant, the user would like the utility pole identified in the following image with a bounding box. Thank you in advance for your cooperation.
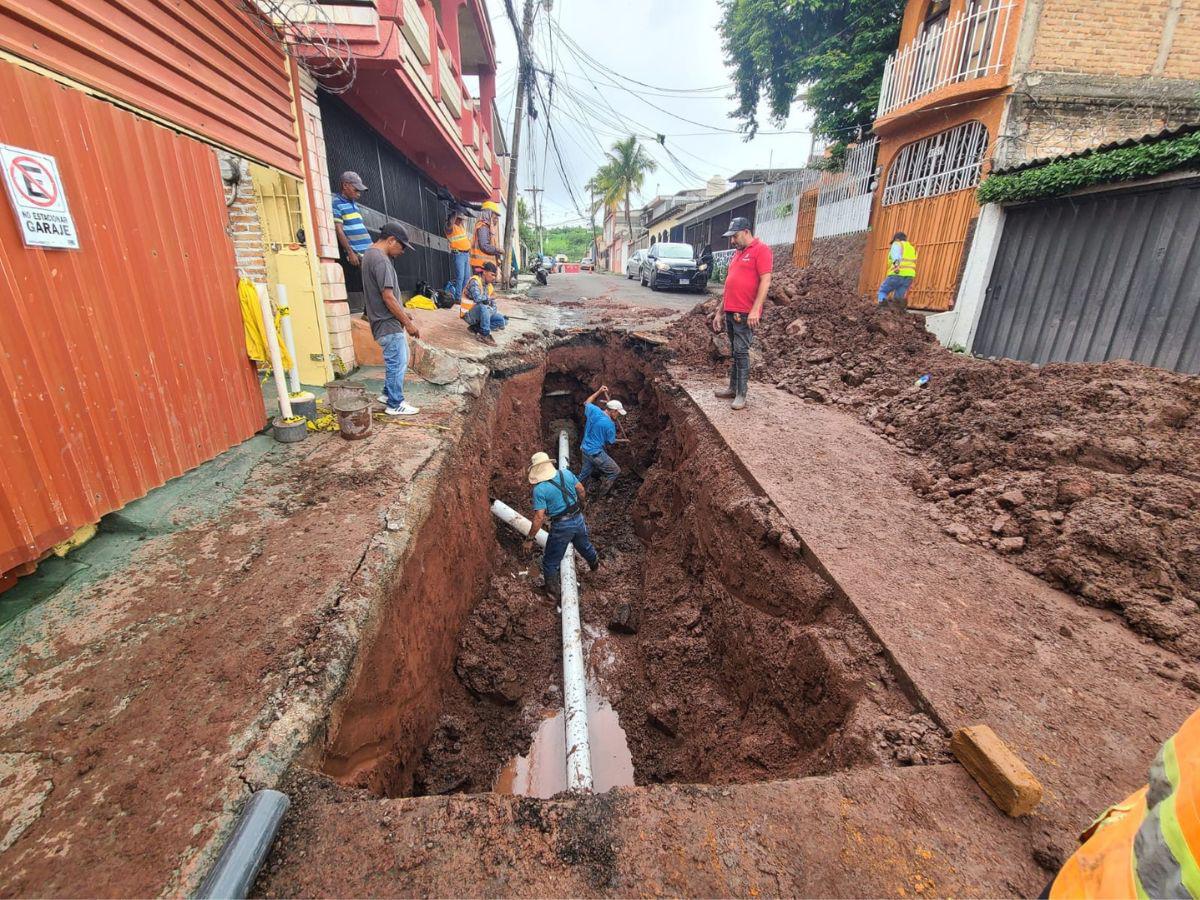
[501,0,535,289]
[589,183,598,268]
[524,186,544,257]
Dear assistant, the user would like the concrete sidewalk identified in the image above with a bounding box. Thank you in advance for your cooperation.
[0,309,552,896]
[678,376,1200,857]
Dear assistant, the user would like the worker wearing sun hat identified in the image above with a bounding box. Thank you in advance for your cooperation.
[578,384,626,499]
[524,451,600,600]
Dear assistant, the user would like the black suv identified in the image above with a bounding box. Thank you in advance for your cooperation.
[638,242,709,292]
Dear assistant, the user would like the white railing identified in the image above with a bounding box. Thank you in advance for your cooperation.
[755,171,822,245]
[814,138,877,238]
[877,0,1015,118]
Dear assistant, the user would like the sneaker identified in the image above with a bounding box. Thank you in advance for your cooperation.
[386,403,420,416]
[475,333,497,346]
[714,388,736,399]
[377,394,389,405]
[731,395,747,411]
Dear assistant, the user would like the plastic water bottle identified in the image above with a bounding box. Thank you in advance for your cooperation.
[915,374,930,388]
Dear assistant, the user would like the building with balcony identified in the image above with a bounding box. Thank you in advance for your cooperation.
[861,0,1200,311]
[291,0,504,362]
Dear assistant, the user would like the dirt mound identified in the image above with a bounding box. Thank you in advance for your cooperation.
[668,261,1200,658]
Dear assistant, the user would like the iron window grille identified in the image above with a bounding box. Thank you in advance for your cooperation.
[882,121,990,206]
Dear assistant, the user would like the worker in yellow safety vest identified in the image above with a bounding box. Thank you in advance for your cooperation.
[470,200,503,273]
[1047,705,1200,899]
[878,230,918,309]
[446,211,471,304]
[460,262,506,346]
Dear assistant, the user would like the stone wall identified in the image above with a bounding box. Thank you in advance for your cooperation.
[999,74,1200,166]
[807,231,869,295]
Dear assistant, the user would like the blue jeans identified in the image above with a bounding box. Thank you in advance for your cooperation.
[377,330,409,408]
[542,513,599,581]
[466,303,507,336]
[450,250,470,303]
[878,274,914,304]
[580,448,620,484]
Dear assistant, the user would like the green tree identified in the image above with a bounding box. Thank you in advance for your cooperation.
[719,0,904,144]
[543,226,593,260]
[596,136,657,244]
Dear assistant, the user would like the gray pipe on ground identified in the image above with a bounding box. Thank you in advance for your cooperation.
[195,789,290,900]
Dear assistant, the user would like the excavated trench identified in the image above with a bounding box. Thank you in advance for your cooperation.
[317,334,948,801]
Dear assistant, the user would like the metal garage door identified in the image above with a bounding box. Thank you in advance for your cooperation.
[974,179,1200,373]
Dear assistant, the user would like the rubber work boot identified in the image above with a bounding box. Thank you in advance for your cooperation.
[714,388,736,399]
[731,395,747,411]
[547,578,562,602]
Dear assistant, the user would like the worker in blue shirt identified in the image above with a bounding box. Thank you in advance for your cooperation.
[579,384,626,498]
[524,451,600,600]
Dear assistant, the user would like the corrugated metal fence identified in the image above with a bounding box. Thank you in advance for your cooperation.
[0,62,265,576]
[0,0,300,175]
[974,179,1200,373]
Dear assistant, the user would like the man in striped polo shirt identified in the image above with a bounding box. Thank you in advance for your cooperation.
[332,171,372,268]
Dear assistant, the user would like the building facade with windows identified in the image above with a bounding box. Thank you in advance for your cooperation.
[861,0,1200,311]
[287,0,503,365]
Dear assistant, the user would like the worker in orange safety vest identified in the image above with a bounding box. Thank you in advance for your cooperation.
[470,200,503,273]
[446,210,471,304]
[1047,705,1200,898]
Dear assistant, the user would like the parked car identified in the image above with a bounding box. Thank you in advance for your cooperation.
[638,242,708,292]
[624,249,646,279]
[580,255,594,271]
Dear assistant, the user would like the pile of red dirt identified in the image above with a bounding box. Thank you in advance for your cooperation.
[668,261,1200,659]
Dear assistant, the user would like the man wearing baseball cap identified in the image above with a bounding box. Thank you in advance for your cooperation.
[462,261,506,346]
[363,222,421,416]
[523,451,600,601]
[711,216,772,410]
[578,384,626,499]
[332,171,372,268]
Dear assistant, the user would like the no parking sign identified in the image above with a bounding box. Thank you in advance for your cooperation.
[1,143,79,249]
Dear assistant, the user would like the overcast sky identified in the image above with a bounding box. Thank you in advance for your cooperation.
[485,0,816,228]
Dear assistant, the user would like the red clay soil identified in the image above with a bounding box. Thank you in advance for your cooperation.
[385,338,948,800]
[668,262,1200,659]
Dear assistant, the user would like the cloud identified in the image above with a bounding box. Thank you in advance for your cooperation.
[491,0,815,225]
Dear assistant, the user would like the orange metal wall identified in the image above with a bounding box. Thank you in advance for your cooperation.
[862,188,982,310]
[863,94,1008,310]
[0,0,301,176]
[0,62,266,575]
[792,187,820,268]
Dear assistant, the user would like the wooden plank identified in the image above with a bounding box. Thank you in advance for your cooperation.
[951,725,1043,817]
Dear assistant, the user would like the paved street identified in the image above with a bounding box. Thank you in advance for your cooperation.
[525,271,707,332]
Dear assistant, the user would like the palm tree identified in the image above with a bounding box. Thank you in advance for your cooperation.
[600,136,656,244]
[584,167,617,263]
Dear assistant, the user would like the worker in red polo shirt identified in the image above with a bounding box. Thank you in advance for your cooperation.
[711,217,772,410]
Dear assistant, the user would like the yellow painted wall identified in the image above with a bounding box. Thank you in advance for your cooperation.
[250,163,333,385]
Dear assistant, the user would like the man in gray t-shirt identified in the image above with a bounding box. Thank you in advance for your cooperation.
[362,222,422,416]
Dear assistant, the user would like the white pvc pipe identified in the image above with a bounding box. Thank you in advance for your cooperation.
[557,429,593,792]
[490,499,548,547]
[256,284,293,420]
[275,284,302,395]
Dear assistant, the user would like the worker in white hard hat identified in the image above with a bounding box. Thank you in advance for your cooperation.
[470,200,503,274]
[524,451,600,600]
[579,384,626,499]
